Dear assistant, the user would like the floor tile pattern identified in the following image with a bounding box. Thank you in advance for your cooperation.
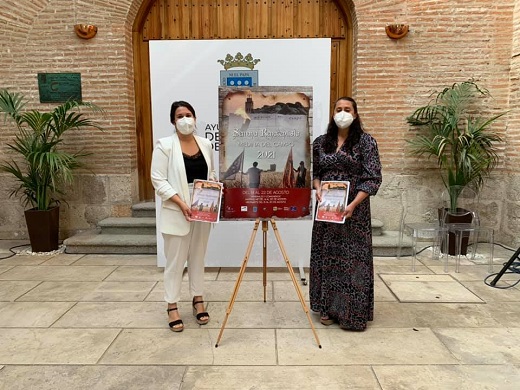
[0,240,519,389]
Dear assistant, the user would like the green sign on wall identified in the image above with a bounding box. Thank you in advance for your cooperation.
[37,73,82,103]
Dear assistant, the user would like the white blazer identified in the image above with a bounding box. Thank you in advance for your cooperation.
[151,133,216,236]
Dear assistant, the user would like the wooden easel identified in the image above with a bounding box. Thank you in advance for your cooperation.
[489,245,520,287]
[214,218,322,348]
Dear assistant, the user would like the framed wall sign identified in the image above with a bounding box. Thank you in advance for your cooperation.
[37,73,82,103]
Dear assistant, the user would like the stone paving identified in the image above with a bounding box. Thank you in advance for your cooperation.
[0,240,519,389]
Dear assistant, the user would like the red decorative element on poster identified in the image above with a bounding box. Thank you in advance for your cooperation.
[282,148,295,188]
[218,86,312,220]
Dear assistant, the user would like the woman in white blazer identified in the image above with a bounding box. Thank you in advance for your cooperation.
[151,101,216,332]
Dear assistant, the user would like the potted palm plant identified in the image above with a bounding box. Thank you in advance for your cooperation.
[0,89,103,252]
[406,80,506,254]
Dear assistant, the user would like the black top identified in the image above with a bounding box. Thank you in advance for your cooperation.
[183,149,208,183]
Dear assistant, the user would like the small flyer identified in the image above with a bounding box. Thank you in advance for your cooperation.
[190,179,223,223]
[315,181,350,223]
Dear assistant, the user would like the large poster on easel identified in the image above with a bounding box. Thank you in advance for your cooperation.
[219,86,312,220]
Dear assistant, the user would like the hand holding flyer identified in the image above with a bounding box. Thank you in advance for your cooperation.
[315,181,350,223]
[190,179,223,223]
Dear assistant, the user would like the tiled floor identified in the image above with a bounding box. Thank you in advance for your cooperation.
[0,240,520,389]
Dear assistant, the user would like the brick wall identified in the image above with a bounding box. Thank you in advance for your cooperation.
[349,0,519,246]
[0,0,519,246]
[501,0,520,245]
[0,0,142,238]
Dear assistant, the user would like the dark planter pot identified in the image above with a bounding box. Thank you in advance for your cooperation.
[24,206,60,252]
[439,208,473,256]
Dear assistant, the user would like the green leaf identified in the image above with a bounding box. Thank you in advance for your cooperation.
[405,80,505,210]
[0,89,105,210]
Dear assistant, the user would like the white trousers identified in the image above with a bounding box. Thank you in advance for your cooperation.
[162,221,211,304]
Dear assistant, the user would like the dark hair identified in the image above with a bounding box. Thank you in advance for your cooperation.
[322,97,364,154]
[253,161,258,167]
[170,101,196,123]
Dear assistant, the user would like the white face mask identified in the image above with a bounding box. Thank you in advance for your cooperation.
[175,117,195,135]
[334,111,354,129]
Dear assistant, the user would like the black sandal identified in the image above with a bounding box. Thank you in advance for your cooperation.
[192,298,210,325]
[166,307,184,332]
[320,316,335,326]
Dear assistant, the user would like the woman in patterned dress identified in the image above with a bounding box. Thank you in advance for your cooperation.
[310,97,382,331]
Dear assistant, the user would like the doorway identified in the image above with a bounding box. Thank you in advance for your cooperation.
[132,0,353,200]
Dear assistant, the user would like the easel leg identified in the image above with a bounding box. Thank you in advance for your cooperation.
[299,266,307,286]
[262,220,268,302]
[489,245,520,287]
[215,219,260,348]
[269,219,322,348]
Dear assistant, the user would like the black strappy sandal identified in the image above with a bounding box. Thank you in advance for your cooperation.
[166,307,184,332]
[320,316,335,326]
[192,298,210,325]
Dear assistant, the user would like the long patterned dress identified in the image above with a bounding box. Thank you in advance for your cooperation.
[310,132,382,330]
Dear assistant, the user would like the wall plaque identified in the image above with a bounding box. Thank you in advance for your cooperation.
[37,73,82,103]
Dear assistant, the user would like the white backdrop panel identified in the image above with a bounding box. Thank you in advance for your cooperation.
[149,39,330,267]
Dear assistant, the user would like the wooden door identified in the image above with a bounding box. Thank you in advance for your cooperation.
[133,0,353,200]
